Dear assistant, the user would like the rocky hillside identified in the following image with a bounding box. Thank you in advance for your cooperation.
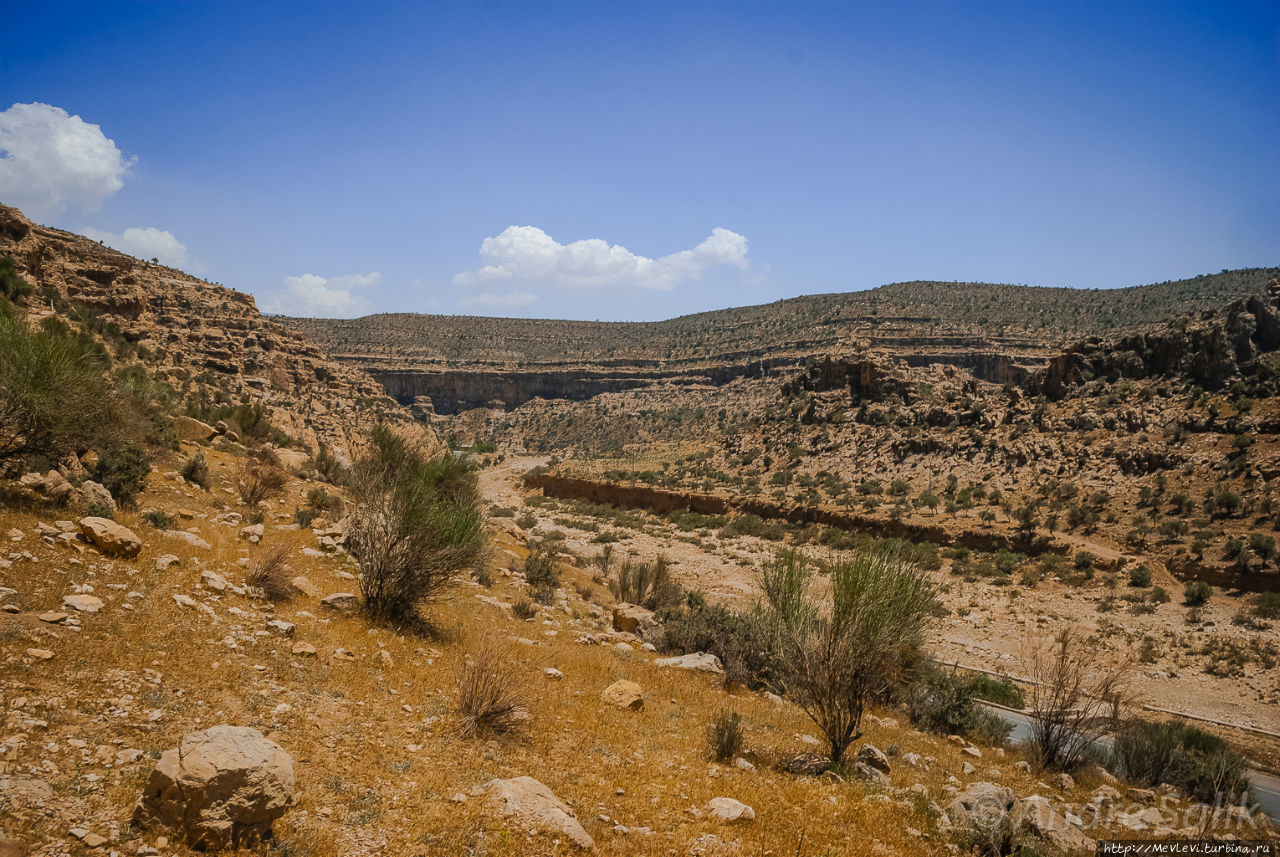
[0,204,415,462]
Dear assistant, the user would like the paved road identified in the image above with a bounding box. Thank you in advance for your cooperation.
[979,703,1280,823]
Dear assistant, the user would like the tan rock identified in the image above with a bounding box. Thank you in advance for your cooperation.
[173,415,219,443]
[601,680,644,711]
[78,517,142,557]
[133,725,294,850]
[290,642,317,657]
[62,594,104,613]
[165,529,211,550]
[290,576,320,597]
[485,775,594,850]
[320,592,356,609]
[706,797,755,823]
[654,652,724,675]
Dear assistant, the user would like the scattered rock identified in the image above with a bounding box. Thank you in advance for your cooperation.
[25,648,54,660]
[165,530,212,550]
[705,797,755,823]
[485,775,595,850]
[62,593,104,613]
[855,743,891,774]
[1050,772,1075,791]
[267,619,295,637]
[133,724,295,849]
[290,642,317,656]
[321,592,356,609]
[78,516,142,557]
[290,576,320,597]
[782,753,831,776]
[75,480,116,513]
[155,554,180,571]
[601,680,644,711]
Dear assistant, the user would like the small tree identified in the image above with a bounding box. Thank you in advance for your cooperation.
[762,547,939,765]
[347,425,485,627]
[1023,626,1132,770]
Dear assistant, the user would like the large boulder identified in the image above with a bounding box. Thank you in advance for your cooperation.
[601,680,644,711]
[947,781,1016,829]
[78,517,142,557]
[485,776,594,850]
[133,725,294,849]
[611,603,665,645]
[75,480,116,513]
[173,416,219,443]
[654,652,724,675]
[1016,795,1095,852]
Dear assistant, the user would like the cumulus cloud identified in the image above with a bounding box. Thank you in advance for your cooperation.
[458,290,539,311]
[0,102,135,220]
[454,226,749,291]
[260,272,379,317]
[82,226,190,267]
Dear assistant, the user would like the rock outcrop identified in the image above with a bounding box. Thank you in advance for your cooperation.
[78,517,142,557]
[133,725,295,849]
[485,776,594,850]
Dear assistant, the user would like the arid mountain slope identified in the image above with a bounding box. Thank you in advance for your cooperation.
[0,204,416,460]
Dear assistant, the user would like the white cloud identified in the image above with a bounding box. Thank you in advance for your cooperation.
[454,226,749,291]
[458,290,539,310]
[260,272,380,317]
[82,226,190,267]
[0,102,135,221]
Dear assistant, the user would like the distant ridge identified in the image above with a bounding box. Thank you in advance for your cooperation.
[285,268,1278,368]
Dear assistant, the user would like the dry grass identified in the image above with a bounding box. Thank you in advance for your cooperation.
[237,457,287,505]
[246,542,296,601]
[454,634,531,738]
[0,442,1268,857]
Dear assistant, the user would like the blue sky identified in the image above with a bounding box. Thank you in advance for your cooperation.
[1,1,1277,320]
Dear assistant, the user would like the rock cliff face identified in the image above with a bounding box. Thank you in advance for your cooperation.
[1030,282,1280,399]
[0,205,418,459]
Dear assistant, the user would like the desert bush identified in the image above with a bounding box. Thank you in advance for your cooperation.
[0,302,116,463]
[91,443,151,508]
[247,545,295,601]
[1110,720,1252,804]
[512,599,537,620]
[1024,627,1132,770]
[181,453,209,488]
[294,507,320,528]
[1254,591,1280,619]
[346,424,484,626]
[609,555,681,610]
[522,548,559,587]
[1183,580,1213,606]
[903,663,1013,745]
[85,502,114,519]
[1128,565,1152,587]
[763,547,939,764]
[141,509,173,530]
[238,458,287,506]
[455,636,528,737]
[660,597,783,690]
[706,708,744,762]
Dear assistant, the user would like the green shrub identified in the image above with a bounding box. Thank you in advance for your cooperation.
[142,509,173,530]
[1184,580,1213,606]
[1254,591,1280,620]
[903,664,1014,745]
[1128,565,1152,587]
[0,255,33,301]
[512,599,537,620]
[661,597,782,691]
[85,502,115,519]
[91,444,151,508]
[347,424,485,627]
[706,708,744,762]
[763,547,939,764]
[1110,720,1252,804]
[522,549,559,588]
[295,507,320,528]
[0,303,115,463]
